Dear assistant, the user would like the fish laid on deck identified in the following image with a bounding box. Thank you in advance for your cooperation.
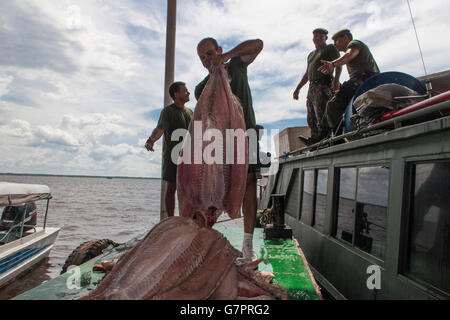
[177,64,248,228]
[81,217,286,300]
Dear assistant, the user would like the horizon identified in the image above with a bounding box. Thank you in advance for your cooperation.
[0,172,160,180]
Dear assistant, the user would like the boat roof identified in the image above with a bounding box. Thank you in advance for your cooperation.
[0,182,51,206]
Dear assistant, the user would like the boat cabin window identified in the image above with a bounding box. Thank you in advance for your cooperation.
[335,168,357,244]
[314,169,328,233]
[334,166,389,260]
[404,161,450,295]
[300,170,314,226]
[300,169,328,233]
[285,169,300,219]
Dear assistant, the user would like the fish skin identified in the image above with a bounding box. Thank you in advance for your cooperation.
[177,64,248,227]
[208,264,239,300]
[81,217,288,300]
[236,259,288,300]
[81,217,229,300]
[81,217,240,300]
[238,278,274,299]
[151,228,240,300]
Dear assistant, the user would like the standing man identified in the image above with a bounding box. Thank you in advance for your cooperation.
[195,37,263,261]
[318,29,380,136]
[145,82,193,217]
[293,28,341,146]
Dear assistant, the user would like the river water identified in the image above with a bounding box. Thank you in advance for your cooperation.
[0,174,170,299]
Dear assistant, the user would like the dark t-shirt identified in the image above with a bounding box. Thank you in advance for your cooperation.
[157,103,193,164]
[307,44,340,82]
[346,40,380,79]
[195,57,256,130]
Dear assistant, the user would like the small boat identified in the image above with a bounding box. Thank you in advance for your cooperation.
[0,182,60,289]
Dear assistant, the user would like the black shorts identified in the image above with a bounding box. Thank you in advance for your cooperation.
[162,158,177,182]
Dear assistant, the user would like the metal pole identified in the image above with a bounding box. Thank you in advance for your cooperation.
[160,0,177,220]
[19,203,27,239]
[43,196,51,230]
[164,0,177,107]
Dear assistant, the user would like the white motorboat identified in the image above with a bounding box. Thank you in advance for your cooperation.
[0,182,60,288]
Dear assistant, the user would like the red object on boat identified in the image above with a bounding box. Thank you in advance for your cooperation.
[378,90,450,122]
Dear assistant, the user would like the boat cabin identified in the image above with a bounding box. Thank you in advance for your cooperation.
[259,71,450,300]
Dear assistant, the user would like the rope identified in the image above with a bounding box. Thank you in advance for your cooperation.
[215,216,243,224]
[0,209,21,242]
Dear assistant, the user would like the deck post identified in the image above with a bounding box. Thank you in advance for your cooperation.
[43,196,51,230]
[160,0,177,221]
[19,203,27,239]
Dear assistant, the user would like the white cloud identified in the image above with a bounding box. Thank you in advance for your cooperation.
[90,143,141,161]
[0,119,32,138]
[0,0,449,177]
[33,125,80,147]
[0,74,14,97]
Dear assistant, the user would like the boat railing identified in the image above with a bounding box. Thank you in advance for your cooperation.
[0,194,52,243]
[285,92,450,158]
[18,202,28,239]
[42,194,52,230]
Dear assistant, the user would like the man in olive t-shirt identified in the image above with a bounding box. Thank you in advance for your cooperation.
[195,43,257,132]
[318,29,380,135]
[145,82,193,217]
[196,37,263,262]
[293,28,341,145]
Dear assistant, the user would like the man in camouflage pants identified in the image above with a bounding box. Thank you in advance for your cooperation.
[293,28,341,145]
[318,29,380,135]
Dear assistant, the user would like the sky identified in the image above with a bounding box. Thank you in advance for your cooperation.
[0,0,449,178]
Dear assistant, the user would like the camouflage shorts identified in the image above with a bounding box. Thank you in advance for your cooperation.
[306,82,332,137]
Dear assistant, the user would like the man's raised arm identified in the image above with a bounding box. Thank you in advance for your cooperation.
[318,47,360,75]
[222,39,264,65]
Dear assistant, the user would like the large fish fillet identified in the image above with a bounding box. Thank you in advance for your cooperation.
[81,217,239,300]
[81,217,287,300]
[177,64,248,227]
